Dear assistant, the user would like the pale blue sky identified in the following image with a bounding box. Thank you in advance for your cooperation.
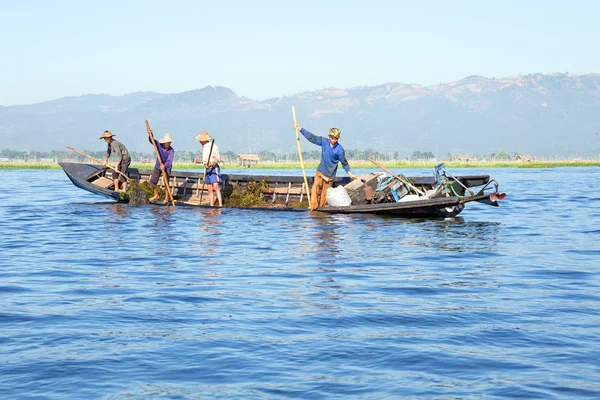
[1,0,598,105]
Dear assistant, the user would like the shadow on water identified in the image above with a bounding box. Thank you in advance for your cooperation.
[389,216,503,253]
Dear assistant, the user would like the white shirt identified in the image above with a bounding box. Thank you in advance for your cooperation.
[202,141,220,167]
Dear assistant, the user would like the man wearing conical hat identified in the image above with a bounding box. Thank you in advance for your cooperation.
[196,131,222,207]
[100,130,131,192]
[148,133,175,202]
[294,123,358,210]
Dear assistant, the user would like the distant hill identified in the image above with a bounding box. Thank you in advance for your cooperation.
[1,74,599,157]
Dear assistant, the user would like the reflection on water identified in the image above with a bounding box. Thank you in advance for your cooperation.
[200,208,223,258]
[110,203,130,217]
[312,214,345,263]
[149,204,176,225]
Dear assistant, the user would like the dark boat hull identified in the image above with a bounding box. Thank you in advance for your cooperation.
[59,162,499,218]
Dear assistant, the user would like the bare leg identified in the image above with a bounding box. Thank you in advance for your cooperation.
[213,183,222,207]
[208,186,215,206]
[114,178,120,191]
[122,181,128,192]
[149,187,159,202]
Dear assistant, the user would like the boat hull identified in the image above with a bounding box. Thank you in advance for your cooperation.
[59,162,498,218]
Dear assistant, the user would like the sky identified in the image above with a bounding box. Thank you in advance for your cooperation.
[1,0,599,106]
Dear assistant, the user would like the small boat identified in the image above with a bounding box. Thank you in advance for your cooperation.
[59,162,505,218]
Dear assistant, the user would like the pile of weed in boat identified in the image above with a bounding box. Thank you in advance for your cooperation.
[225,178,269,207]
[123,180,163,205]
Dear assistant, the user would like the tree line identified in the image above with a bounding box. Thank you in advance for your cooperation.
[0,148,525,163]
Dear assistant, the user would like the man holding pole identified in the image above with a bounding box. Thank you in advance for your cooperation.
[196,131,222,207]
[294,123,359,210]
[100,130,131,192]
[148,133,174,203]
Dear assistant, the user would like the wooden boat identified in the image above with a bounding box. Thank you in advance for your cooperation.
[59,162,505,218]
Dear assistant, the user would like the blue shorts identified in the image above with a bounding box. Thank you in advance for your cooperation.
[205,164,222,185]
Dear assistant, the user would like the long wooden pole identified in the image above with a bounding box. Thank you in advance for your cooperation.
[199,139,215,205]
[145,120,175,205]
[66,146,130,182]
[367,157,425,196]
[292,106,311,207]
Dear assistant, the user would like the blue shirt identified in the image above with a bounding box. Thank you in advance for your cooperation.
[300,128,352,178]
[149,137,174,170]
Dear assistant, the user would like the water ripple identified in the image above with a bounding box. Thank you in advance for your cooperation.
[1,168,599,398]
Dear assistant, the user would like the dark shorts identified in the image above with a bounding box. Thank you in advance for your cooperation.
[149,167,171,188]
[205,165,222,185]
[112,157,131,182]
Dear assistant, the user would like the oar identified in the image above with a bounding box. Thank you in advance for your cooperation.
[367,157,425,196]
[66,146,130,182]
[199,139,215,205]
[292,106,312,207]
[145,120,175,206]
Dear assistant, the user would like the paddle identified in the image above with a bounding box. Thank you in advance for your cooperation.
[292,106,312,207]
[367,157,425,196]
[199,139,215,205]
[66,146,130,183]
[144,120,175,206]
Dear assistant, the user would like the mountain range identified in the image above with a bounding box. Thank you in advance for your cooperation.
[1,73,599,156]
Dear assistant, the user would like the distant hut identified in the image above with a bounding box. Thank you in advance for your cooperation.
[515,154,533,162]
[237,153,260,167]
[455,154,472,162]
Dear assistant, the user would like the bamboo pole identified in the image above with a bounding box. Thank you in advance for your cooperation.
[292,106,311,207]
[199,139,215,205]
[66,146,130,182]
[367,157,425,196]
[145,120,175,205]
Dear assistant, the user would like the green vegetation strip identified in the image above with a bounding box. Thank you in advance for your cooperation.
[2,160,600,170]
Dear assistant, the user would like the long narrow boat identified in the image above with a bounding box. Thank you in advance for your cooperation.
[59,162,505,218]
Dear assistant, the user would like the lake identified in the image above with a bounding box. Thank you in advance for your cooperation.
[1,167,599,398]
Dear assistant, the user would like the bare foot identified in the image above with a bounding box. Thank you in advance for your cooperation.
[149,195,159,202]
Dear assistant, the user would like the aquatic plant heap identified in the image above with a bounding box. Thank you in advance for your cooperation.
[225,178,271,207]
[124,180,148,205]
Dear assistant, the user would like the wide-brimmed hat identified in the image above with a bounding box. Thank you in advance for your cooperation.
[159,133,174,144]
[195,131,213,142]
[99,130,114,140]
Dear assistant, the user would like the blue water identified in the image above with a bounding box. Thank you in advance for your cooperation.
[1,167,599,399]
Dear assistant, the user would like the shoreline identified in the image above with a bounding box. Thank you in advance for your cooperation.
[2,160,600,170]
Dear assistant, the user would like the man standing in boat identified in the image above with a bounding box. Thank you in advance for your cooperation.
[100,130,131,192]
[294,123,358,210]
[148,133,174,203]
[196,131,223,207]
